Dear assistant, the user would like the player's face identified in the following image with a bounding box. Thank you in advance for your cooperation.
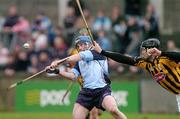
[76,42,90,51]
[140,48,151,59]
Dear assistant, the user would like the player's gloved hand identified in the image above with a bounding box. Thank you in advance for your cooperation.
[45,67,59,74]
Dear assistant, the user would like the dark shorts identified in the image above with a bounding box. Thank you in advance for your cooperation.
[76,85,111,111]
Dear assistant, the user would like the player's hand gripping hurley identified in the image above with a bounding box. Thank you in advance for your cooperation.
[7,57,69,90]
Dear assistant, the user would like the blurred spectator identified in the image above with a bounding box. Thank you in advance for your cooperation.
[4,54,16,77]
[142,4,160,39]
[83,8,94,28]
[64,6,76,29]
[37,50,51,71]
[74,17,85,32]
[15,51,29,71]
[33,30,48,51]
[111,5,126,52]
[26,41,37,58]
[125,0,142,16]
[97,30,111,50]
[111,5,125,27]
[12,16,31,45]
[27,54,38,74]
[125,16,142,74]
[108,59,125,74]
[2,5,20,49]
[113,18,127,53]
[63,6,77,46]
[68,0,85,17]
[166,39,180,52]
[126,16,142,56]
[93,8,111,32]
[0,47,9,69]
[48,26,65,47]
[32,18,41,31]
[32,11,52,32]
[129,65,139,74]
[3,5,19,32]
[0,15,5,32]
[26,41,38,74]
[12,16,30,33]
[50,36,68,59]
[74,8,94,32]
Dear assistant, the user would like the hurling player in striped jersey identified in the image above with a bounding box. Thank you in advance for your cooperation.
[94,38,180,112]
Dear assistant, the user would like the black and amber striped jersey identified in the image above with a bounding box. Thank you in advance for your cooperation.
[100,50,180,94]
[136,55,180,94]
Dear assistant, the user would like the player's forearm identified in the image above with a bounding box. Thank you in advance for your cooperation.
[49,54,81,69]
[100,50,136,65]
[161,51,180,61]
[66,54,81,63]
[59,71,76,81]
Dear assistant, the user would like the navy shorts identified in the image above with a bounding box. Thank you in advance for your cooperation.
[76,85,111,111]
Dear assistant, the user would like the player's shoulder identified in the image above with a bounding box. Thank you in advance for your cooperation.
[159,56,170,60]
[90,50,106,60]
[134,56,149,66]
[78,50,106,61]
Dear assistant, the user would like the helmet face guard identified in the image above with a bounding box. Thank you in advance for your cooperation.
[140,38,160,59]
[140,38,160,49]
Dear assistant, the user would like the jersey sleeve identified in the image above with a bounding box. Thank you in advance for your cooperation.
[161,51,180,62]
[91,50,106,60]
[134,60,147,69]
[101,50,136,65]
[78,50,106,61]
[71,62,80,80]
[79,50,93,61]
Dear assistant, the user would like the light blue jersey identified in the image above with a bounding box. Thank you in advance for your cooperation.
[72,50,110,89]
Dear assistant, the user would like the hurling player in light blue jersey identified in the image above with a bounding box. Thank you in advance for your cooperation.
[46,35,127,119]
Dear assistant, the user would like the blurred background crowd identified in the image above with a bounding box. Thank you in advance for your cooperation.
[0,0,178,77]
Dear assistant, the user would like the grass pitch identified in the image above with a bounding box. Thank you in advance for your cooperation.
[0,112,179,119]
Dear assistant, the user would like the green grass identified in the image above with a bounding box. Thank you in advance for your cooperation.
[0,112,179,119]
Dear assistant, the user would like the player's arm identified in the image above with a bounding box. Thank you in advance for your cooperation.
[46,51,93,80]
[46,62,80,81]
[58,70,77,80]
[45,54,81,81]
[161,51,180,61]
[99,50,147,69]
[48,50,94,69]
[100,50,137,65]
[147,48,180,61]
[93,41,137,65]
[46,65,77,80]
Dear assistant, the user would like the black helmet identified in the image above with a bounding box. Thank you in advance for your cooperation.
[141,38,160,49]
